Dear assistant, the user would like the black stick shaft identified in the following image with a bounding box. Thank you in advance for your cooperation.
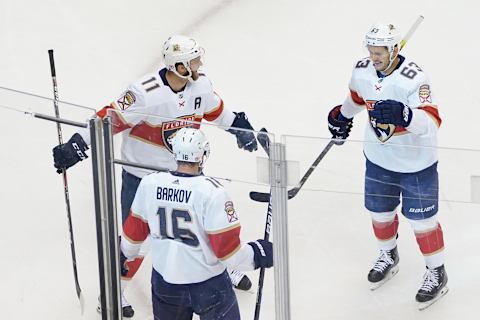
[250,140,335,202]
[254,128,271,320]
[48,49,83,300]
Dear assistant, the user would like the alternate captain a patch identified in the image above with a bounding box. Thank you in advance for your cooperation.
[117,90,136,110]
[225,201,238,223]
[419,84,432,103]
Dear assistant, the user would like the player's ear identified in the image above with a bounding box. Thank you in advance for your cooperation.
[176,63,187,74]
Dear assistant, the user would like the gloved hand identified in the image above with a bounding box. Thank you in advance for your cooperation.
[370,99,413,127]
[227,112,258,152]
[248,239,273,269]
[120,249,129,277]
[52,133,89,173]
[328,105,353,145]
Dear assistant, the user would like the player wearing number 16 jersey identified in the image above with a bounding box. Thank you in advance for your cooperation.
[327,22,448,309]
[120,128,273,320]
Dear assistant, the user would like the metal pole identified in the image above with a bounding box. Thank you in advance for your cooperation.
[91,117,121,319]
[103,117,122,319]
[270,142,291,320]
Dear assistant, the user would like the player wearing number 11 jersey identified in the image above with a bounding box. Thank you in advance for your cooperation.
[327,22,448,310]
[52,35,258,317]
[120,128,273,320]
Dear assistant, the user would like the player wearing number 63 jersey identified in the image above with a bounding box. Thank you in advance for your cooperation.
[327,22,448,310]
[121,128,273,320]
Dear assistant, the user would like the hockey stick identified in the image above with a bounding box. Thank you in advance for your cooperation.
[250,139,335,203]
[48,49,85,312]
[400,15,424,50]
[250,16,424,203]
[253,128,272,320]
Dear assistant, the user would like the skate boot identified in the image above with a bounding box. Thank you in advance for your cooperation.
[96,294,135,318]
[228,269,252,291]
[121,294,135,318]
[416,265,449,310]
[367,246,399,290]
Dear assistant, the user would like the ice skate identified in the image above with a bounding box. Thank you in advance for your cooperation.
[367,246,399,290]
[228,269,252,291]
[416,265,449,310]
[96,293,135,318]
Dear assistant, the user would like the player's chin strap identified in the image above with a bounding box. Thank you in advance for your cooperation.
[380,49,399,76]
[382,15,425,76]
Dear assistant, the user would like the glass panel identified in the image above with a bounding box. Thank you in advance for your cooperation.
[284,134,480,318]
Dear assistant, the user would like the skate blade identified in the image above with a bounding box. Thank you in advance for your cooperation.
[369,265,399,291]
[418,286,449,311]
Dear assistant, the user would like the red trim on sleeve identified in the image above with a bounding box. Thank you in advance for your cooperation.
[96,103,132,134]
[207,226,241,259]
[203,98,224,122]
[123,210,150,242]
[350,89,366,106]
[418,105,442,127]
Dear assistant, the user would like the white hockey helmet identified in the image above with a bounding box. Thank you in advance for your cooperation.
[162,35,205,79]
[365,23,402,71]
[365,23,402,52]
[171,127,210,168]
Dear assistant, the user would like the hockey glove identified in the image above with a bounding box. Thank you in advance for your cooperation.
[120,249,129,277]
[52,133,89,173]
[370,100,413,127]
[248,239,273,269]
[227,112,258,152]
[328,105,353,145]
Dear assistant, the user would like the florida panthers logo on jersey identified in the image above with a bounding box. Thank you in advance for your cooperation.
[225,201,238,223]
[161,115,200,152]
[117,90,136,110]
[366,100,396,142]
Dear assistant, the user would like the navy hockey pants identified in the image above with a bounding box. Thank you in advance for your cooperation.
[364,159,439,220]
[120,169,142,223]
[151,269,240,320]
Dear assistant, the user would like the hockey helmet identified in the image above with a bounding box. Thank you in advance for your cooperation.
[365,23,402,53]
[162,35,205,79]
[171,127,210,168]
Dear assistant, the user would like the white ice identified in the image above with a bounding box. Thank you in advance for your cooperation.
[1,0,480,319]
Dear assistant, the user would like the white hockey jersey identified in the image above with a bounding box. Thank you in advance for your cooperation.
[340,55,442,173]
[79,68,235,178]
[121,171,255,284]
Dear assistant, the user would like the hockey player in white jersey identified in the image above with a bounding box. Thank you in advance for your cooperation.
[52,35,258,317]
[120,127,273,320]
[327,22,447,309]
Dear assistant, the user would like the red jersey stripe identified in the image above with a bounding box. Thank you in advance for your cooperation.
[418,105,442,127]
[350,89,366,106]
[123,210,150,243]
[203,98,224,122]
[96,103,132,134]
[207,225,241,260]
[129,116,203,147]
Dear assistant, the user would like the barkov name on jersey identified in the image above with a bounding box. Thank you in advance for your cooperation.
[156,186,192,203]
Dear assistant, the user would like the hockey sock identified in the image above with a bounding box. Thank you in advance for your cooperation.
[371,211,399,250]
[415,223,445,268]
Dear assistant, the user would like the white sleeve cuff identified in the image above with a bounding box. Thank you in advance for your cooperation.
[340,95,364,119]
[406,109,428,135]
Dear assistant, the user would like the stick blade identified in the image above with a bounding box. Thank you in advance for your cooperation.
[249,191,270,203]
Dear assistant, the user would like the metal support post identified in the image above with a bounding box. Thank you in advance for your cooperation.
[270,142,291,320]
